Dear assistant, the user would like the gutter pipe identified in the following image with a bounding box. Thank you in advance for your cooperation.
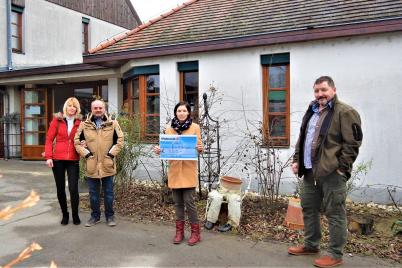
[6,0,13,70]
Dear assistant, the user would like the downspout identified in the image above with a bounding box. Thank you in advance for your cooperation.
[6,0,13,70]
[0,88,10,159]
[5,91,10,159]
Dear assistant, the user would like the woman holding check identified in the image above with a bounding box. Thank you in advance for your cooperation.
[154,101,203,246]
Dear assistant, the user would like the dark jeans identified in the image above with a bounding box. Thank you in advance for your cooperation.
[172,188,199,223]
[301,170,347,259]
[52,160,79,216]
[87,176,114,220]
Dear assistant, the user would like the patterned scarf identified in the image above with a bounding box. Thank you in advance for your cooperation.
[171,116,192,135]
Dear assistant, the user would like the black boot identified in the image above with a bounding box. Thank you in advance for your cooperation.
[72,213,81,225]
[61,212,69,225]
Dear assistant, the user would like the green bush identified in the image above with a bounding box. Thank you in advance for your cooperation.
[114,114,146,185]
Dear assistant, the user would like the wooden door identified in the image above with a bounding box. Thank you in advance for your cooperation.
[21,88,47,160]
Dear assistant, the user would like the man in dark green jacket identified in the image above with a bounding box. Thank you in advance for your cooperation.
[288,76,362,268]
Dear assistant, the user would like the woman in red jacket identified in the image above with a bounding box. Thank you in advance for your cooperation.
[45,97,82,225]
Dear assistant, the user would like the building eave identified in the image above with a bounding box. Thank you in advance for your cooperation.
[0,63,107,79]
[0,63,121,85]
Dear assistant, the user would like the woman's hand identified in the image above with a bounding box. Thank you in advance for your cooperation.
[153,146,161,155]
[80,140,88,148]
[197,144,203,153]
[46,159,54,168]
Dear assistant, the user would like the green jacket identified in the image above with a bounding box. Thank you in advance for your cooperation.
[293,95,362,179]
[74,113,124,178]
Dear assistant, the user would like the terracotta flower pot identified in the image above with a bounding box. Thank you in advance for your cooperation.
[220,176,242,191]
[284,197,304,230]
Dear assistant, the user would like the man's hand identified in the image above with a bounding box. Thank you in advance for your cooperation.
[291,162,298,175]
[46,159,54,168]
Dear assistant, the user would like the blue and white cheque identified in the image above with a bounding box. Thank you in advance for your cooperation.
[159,134,198,160]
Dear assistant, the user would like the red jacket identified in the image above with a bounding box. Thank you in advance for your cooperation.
[45,113,81,161]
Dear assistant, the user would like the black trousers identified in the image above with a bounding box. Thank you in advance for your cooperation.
[172,188,199,223]
[52,160,80,216]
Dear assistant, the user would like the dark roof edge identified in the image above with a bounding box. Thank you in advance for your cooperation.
[125,0,142,25]
[83,18,402,66]
[0,63,107,79]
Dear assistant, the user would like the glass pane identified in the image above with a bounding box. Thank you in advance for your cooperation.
[24,118,46,131]
[147,96,159,114]
[147,75,160,94]
[102,85,108,101]
[123,82,128,101]
[75,88,93,97]
[24,133,46,146]
[132,78,139,98]
[24,105,44,117]
[269,115,286,137]
[184,72,199,112]
[74,88,94,117]
[269,66,286,88]
[132,99,139,114]
[184,72,198,90]
[146,116,160,135]
[25,91,45,104]
[269,90,286,112]
[52,87,74,113]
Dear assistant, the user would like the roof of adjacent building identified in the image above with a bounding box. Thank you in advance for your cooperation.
[45,0,141,29]
[88,0,402,56]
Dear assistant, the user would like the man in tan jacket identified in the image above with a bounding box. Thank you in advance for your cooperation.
[74,100,124,227]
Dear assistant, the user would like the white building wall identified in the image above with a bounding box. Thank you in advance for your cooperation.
[108,77,123,115]
[123,32,402,201]
[0,1,7,67]
[0,0,127,69]
[290,32,402,189]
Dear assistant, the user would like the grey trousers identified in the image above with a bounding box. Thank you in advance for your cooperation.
[172,188,199,224]
[301,170,347,259]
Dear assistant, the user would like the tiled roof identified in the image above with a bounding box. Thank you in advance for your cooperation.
[89,0,402,55]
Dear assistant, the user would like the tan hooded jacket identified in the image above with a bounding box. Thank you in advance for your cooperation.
[74,113,124,178]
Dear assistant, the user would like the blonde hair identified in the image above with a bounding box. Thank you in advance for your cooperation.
[63,97,81,118]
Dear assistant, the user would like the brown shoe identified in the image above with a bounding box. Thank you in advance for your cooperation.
[314,255,343,268]
[288,246,319,255]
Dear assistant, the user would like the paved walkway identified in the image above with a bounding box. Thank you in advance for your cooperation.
[0,160,398,267]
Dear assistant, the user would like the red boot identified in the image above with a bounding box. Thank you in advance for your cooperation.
[187,223,201,246]
[173,220,185,244]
